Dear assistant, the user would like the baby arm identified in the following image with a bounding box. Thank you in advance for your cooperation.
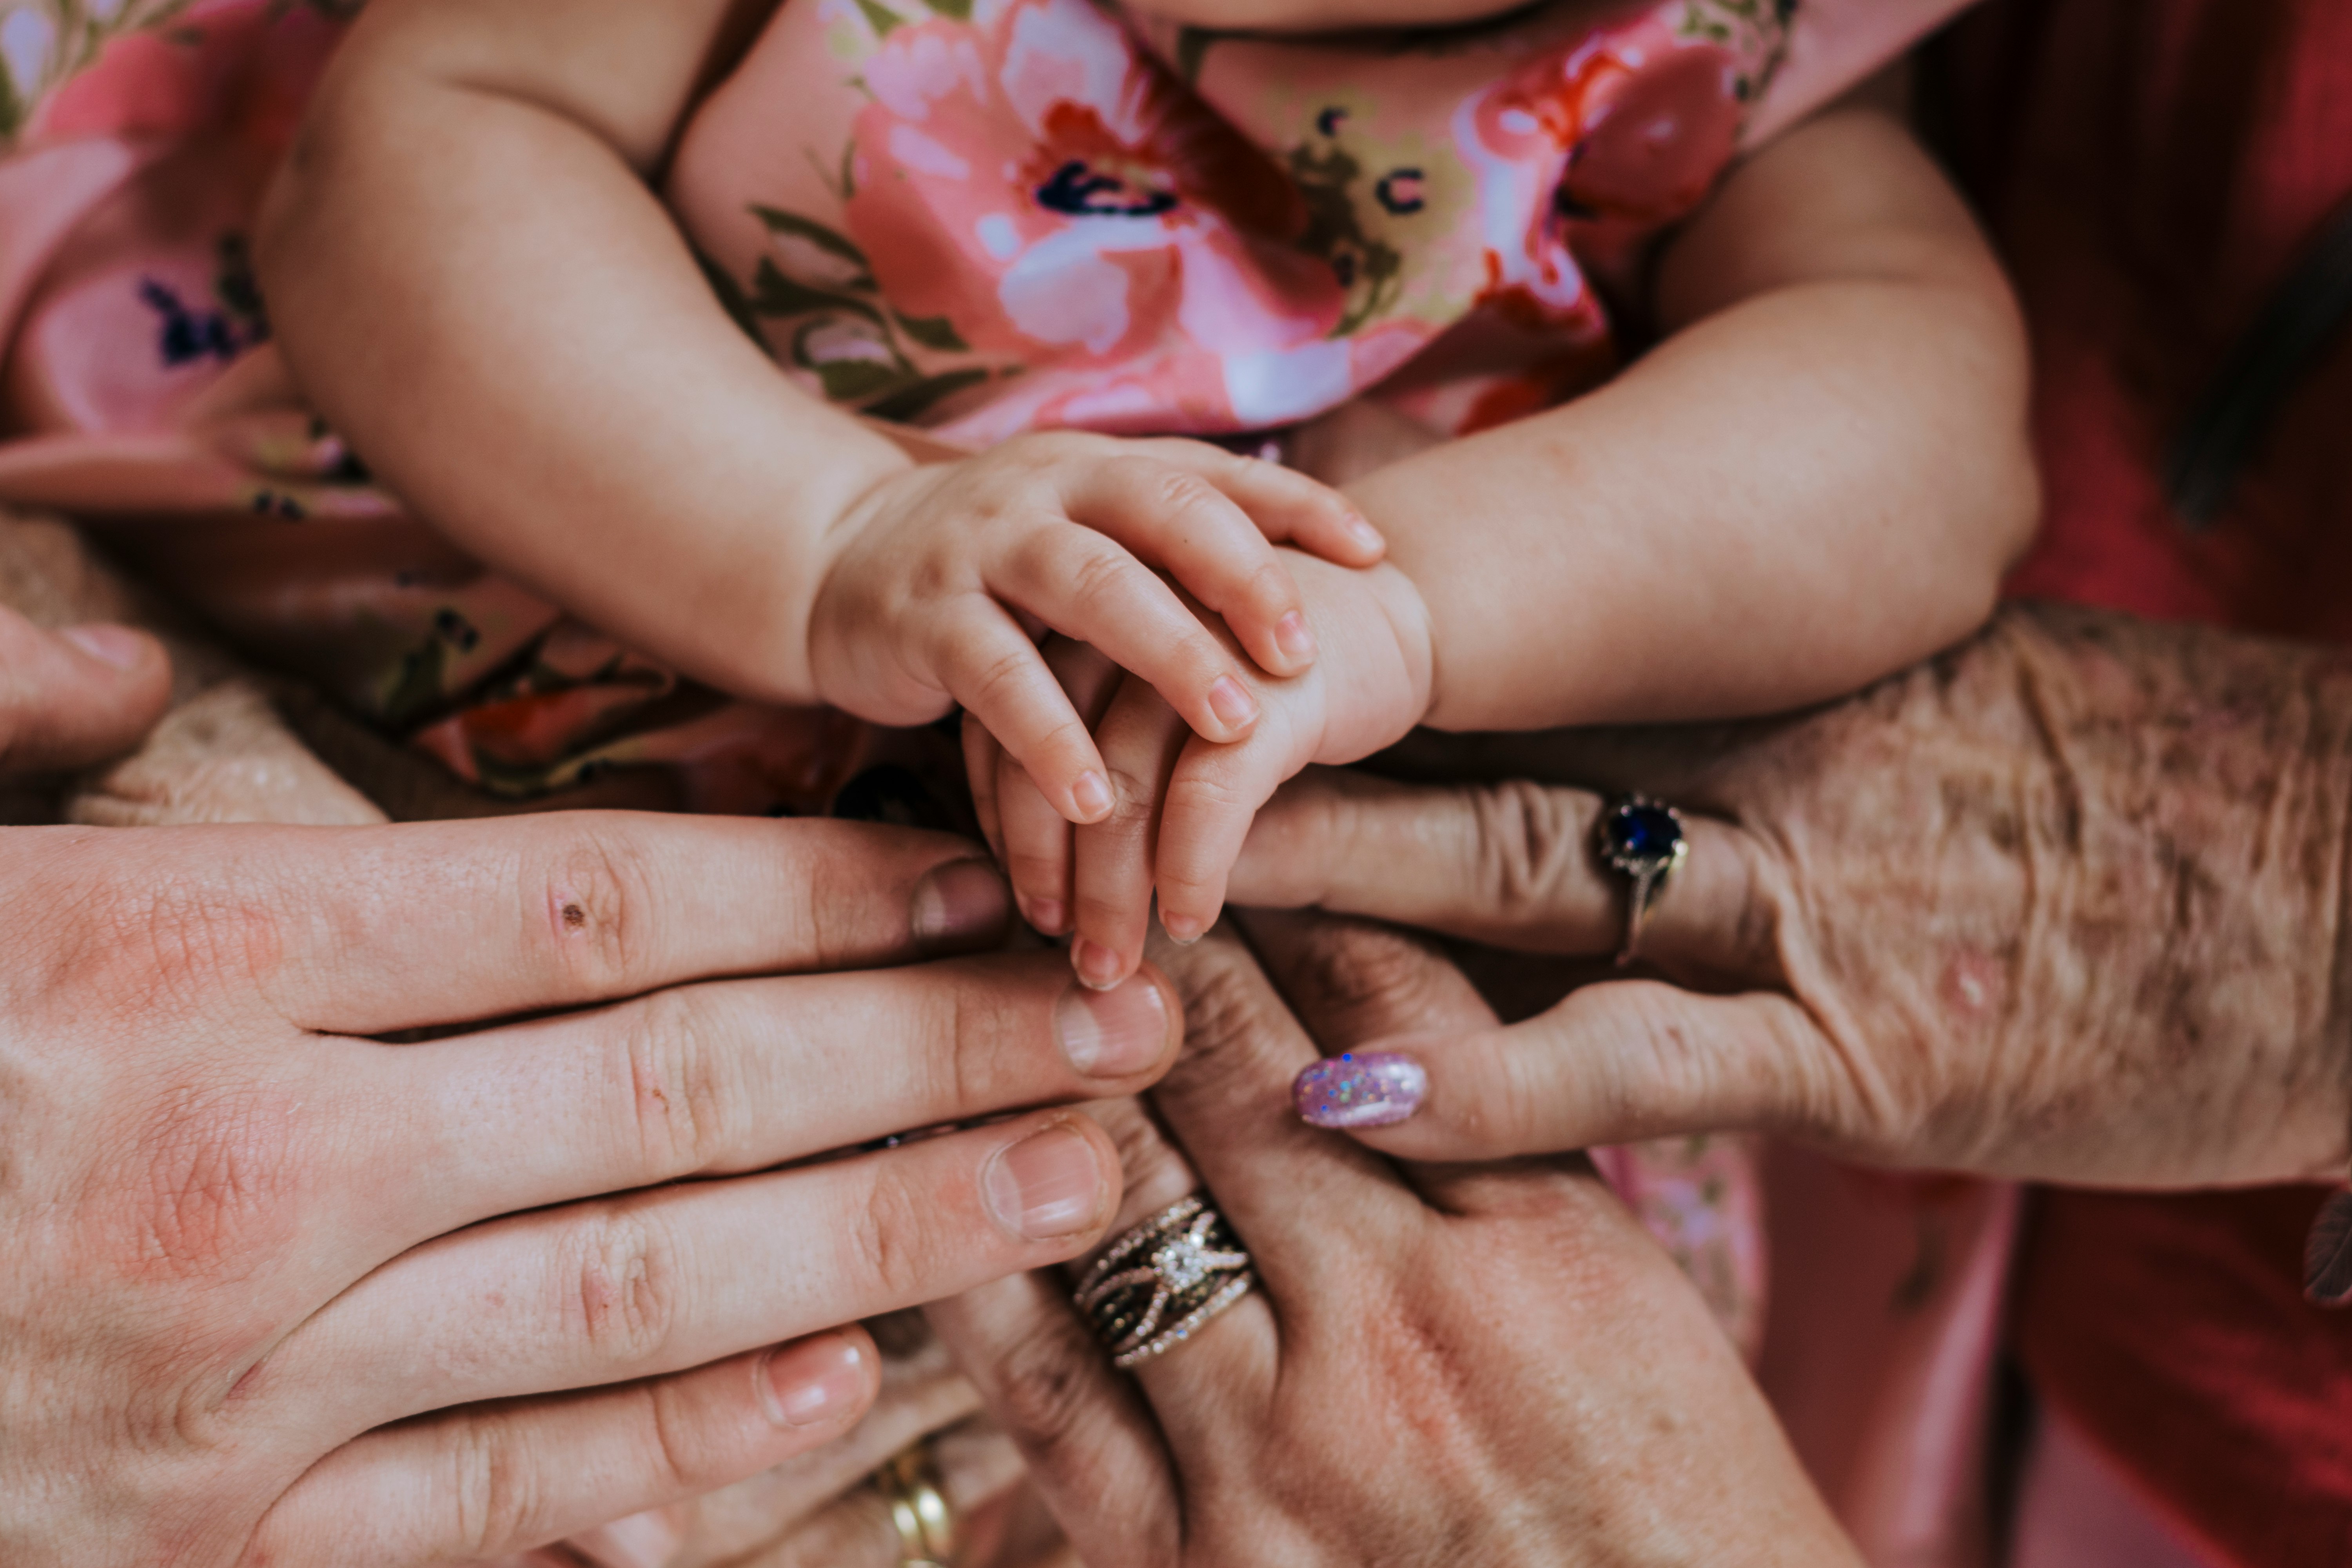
[986,79,2035,985]
[256,0,1380,824]
[1358,78,2040,732]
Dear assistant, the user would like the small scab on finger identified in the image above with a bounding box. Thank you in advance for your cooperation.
[561,902,588,931]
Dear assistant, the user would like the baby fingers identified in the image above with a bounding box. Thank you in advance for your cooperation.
[994,641,1123,937]
[1057,451,1373,680]
[985,519,1265,744]
[1068,677,1192,989]
[1152,722,1299,946]
[927,599,1114,826]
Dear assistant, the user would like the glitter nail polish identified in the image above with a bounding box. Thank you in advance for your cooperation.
[1293,1050,1427,1130]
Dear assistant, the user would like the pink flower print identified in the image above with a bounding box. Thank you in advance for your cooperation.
[840,0,1350,435]
[26,0,345,152]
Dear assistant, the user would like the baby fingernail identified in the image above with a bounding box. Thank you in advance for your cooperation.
[1072,771,1114,822]
[759,1332,869,1428]
[1024,896,1069,936]
[1161,912,1205,945]
[1070,936,1125,991]
[1293,1051,1428,1129]
[1275,612,1317,663]
[1345,514,1384,552]
[911,860,1011,954]
[985,1123,1107,1240]
[1055,972,1171,1076]
[1207,676,1258,731]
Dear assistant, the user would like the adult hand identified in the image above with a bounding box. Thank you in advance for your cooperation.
[930,915,1859,1566]
[0,604,169,775]
[1229,602,2352,1191]
[0,813,1180,1565]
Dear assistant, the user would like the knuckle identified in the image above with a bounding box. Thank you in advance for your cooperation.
[613,987,742,1176]
[444,1411,545,1557]
[840,1160,945,1305]
[1468,780,1583,929]
[561,1205,681,1368]
[1280,919,1450,1026]
[1166,942,1278,1072]
[534,824,664,998]
[984,1319,1103,1454]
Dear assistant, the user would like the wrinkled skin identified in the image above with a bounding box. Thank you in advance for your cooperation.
[931,913,1862,1566]
[1230,601,2352,1189]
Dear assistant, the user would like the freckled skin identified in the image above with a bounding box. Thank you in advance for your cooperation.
[1410,603,2352,1187]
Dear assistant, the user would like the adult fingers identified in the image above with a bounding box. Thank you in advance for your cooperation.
[730,1417,1037,1568]
[925,1269,1179,1568]
[0,610,170,775]
[265,1109,1127,1439]
[1143,929,1425,1295]
[1230,767,1782,985]
[985,519,1262,745]
[926,595,1116,827]
[255,1329,880,1566]
[1325,977,1876,1166]
[42,813,1019,1037]
[381,958,1180,1243]
[1068,678,1188,990]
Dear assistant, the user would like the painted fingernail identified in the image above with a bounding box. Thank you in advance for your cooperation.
[1055,971,1170,1076]
[1072,771,1114,822]
[60,623,147,671]
[985,1123,1106,1240]
[758,1332,870,1428]
[1274,612,1317,664]
[1023,896,1069,936]
[1161,912,1205,945]
[911,860,1011,954]
[1293,1050,1428,1130]
[1207,676,1258,732]
[1070,936,1126,991]
[1345,514,1385,552]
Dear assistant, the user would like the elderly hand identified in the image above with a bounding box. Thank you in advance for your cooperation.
[929,914,1859,1566]
[0,605,169,777]
[1229,603,2352,1192]
[0,813,1182,1565]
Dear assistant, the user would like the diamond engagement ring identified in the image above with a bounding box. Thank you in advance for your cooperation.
[1073,1195,1256,1370]
[1597,797,1688,967]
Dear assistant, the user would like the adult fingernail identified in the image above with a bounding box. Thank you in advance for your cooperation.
[1069,935,1126,992]
[758,1332,869,1428]
[912,860,1011,953]
[985,1123,1107,1240]
[60,623,147,671]
[1275,612,1316,663]
[1024,895,1069,936]
[1207,676,1258,732]
[1055,971,1170,1076]
[1293,1050,1428,1130]
[1071,771,1114,822]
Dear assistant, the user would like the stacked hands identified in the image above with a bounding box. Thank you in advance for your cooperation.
[823,430,1431,987]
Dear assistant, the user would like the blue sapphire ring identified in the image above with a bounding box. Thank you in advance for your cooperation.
[1597,797,1689,966]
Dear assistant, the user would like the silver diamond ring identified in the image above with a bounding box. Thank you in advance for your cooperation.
[1073,1195,1255,1370]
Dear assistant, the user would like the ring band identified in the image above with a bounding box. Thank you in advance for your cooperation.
[876,1439,957,1566]
[1074,1195,1256,1370]
[1597,796,1688,967]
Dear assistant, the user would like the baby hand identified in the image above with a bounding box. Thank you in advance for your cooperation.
[969,553,1432,988]
[809,431,1383,824]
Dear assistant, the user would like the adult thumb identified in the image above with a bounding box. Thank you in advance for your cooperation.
[1292,978,1848,1162]
[0,610,172,778]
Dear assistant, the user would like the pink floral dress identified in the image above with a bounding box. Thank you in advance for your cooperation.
[0,5,1991,1536]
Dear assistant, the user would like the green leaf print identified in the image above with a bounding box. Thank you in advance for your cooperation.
[699,254,766,344]
[808,357,908,404]
[855,0,902,38]
[865,367,990,423]
[924,0,972,18]
[892,312,970,352]
[751,258,885,324]
[750,205,876,289]
[0,53,22,142]
[379,635,450,729]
